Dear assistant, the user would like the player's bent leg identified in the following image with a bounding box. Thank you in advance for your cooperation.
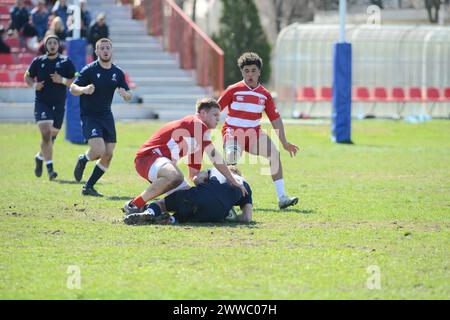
[124,161,184,214]
[74,137,105,183]
[249,132,298,209]
[82,142,114,197]
[38,121,57,180]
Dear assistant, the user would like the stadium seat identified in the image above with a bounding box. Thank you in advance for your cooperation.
[353,86,371,102]
[0,70,11,87]
[426,87,440,102]
[425,87,442,116]
[12,70,26,87]
[276,85,295,102]
[443,88,450,102]
[0,5,9,15]
[390,87,406,117]
[18,53,33,65]
[319,87,332,101]
[0,53,14,65]
[296,87,316,102]
[373,87,388,101]
[4,37,20,49]
[408,87,422,101]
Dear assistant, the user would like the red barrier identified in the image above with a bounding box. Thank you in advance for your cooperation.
[143,0,224,95]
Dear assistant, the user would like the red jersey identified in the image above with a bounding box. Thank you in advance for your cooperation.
[218,81,280,129]
[136,115,212,171]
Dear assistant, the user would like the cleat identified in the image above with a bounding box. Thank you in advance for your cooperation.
[74,155,87,182]
[122,201,148,215]
[225,207,238,222]
[48,171,58,181]
[124,209,173,225]
[82,185,103,197]
[278,195,299,209]
[34,157,43,177]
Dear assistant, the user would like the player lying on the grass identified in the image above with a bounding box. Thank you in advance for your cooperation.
[25,35,76,181]
[218,52,299,209]
[123,166,252,225]
[123,98,248,215]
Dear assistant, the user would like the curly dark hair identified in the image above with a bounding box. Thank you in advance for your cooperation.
[237,52,263,70]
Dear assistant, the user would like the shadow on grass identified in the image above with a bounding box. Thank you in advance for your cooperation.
[127,221,259,229]
[255,208,316,214]
[53,179,81,185]
[107,196,134,201]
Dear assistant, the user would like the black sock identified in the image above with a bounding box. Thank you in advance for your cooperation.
[46,161,54,173]
[86,164,105,188]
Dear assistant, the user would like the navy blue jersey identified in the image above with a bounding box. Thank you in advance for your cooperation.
[206,178,253,209]
[74,61,129,117]
[26,54,76,104]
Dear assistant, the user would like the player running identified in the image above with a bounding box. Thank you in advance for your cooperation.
[70,38,132,197]
[25,35,76,181]
[122,98,247,215]
[218,52,299,209]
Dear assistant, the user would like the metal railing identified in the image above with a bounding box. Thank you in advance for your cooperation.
[142,0,224,95]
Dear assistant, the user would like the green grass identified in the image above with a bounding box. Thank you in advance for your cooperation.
[0,120,449,299]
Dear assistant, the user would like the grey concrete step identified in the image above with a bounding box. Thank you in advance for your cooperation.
[140,94,205,105]
[131,76,195,86]
[124,69,194,77]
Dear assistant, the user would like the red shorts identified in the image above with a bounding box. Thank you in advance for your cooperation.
[134,150,172,182]
[222,125,262,153]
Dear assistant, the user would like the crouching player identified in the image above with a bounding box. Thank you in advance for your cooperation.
[123,98,247,214]
[124,166,253,225]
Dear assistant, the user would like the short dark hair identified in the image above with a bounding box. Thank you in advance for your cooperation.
[237,52,263,70]
[196,98,220,113]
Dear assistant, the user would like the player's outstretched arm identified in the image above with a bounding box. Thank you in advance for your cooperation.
[271,117,299,157]
[70,83,95,96]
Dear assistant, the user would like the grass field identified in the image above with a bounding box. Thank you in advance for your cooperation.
[0,120,449,299]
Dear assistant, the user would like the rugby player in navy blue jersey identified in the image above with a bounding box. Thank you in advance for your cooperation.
[25,35,76,180]
[70,38,132,197]
[124,166,253,225]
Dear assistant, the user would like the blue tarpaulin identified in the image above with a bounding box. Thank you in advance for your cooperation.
[332,42,352,144]
[65,38,87,144]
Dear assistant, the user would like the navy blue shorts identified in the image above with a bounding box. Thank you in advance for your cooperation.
[34,101,65,129]
[81,114,116,143]
[165,187,228,223]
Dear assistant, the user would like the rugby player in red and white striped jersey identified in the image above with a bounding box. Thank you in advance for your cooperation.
[122,98,247,215]
[218,52,299,209]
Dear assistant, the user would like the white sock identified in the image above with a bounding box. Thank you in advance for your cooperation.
[46,160,53,165]
[274,179,285,200]
[85,152,91,161]
[36,153,43,161]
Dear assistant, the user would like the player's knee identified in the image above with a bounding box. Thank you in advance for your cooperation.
[41,130,52,142]
[167,172,184,189]
[92,145,106,158]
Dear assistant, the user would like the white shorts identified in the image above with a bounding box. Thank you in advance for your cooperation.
[148,156,172,183]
